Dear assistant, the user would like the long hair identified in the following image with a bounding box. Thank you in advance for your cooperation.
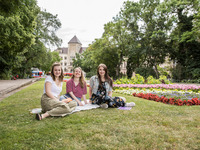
[72,67,86,88]
[97,64,113,88]
[50,62,64,82]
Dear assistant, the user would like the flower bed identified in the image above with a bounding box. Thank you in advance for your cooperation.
[114,88,200,106]
[113,84,200,92]
[132,93,200,106]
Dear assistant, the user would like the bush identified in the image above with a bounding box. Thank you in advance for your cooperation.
[135,67,157,79]
[192,68,200,79]
[114,74,172,85]
[147,76,161,84]
[131,74,145,84]
[114,74,145,84]
[159,75,171,84]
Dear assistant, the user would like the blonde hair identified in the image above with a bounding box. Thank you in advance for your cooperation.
[50,62,64,81]
[72,67,86,88]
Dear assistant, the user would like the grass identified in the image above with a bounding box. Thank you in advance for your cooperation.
[0,79,200,150]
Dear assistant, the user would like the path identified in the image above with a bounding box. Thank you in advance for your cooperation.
[0,78,40,101]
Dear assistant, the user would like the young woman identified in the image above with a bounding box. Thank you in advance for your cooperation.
[60,67,87,106]
[89,64,135,108]
[36,62,77,121]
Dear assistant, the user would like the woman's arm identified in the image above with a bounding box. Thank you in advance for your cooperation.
[108,91,112,97]
[45,82,59,101]
[82,95,88,104]
[89,76,94,98]
[89,87,92,98]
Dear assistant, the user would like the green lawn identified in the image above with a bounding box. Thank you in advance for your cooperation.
[0,79,199,150]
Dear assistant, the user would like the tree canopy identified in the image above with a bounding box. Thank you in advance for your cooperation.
[73,0,200,80]
[0,0,62,79]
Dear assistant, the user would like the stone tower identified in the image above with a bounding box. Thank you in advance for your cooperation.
[67,35,82,72]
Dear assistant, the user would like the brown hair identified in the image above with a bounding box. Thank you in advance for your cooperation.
[50,62,64,81]
[72,67,86,88]
[97,64,113,88]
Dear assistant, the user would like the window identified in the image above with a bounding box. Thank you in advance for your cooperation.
[65,63,67,66]
[64,57,67,60]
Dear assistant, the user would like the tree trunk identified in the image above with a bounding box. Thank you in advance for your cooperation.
[154,65,159,79]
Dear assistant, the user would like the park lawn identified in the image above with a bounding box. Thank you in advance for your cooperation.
[0,79,200,150]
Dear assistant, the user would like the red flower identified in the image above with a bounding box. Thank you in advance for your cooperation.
[132,93,137,96]
[131,92,199,106]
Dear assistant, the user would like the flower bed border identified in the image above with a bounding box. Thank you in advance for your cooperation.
[132,93,200,106]
[114,84,200,92]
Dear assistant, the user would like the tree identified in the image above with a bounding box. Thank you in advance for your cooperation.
[162,0,200,80]
[72,50,96,78]
[0,0,62,79]
[120,0,169,78]
[102,18,129,78]
[36,9,62,48]
[0,0,38,79]
[41,51,61,73]
[18,9,62,78]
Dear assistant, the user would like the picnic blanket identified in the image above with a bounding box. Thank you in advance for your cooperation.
[30,100,100,116]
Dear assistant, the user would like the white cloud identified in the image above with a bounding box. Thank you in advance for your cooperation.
[37,0,127,48]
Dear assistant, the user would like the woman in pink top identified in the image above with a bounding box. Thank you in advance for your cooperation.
[60,67,88,106]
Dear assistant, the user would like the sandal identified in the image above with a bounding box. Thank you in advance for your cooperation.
[36,113,42,121]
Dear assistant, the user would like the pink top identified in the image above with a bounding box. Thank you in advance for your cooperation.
[66,78,87,98]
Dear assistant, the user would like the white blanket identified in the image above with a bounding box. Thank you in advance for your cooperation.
[30,100,100,116]
[62,103,100,116]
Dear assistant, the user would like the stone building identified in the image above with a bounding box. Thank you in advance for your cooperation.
[55,35,128,74]
[55,36,87,73]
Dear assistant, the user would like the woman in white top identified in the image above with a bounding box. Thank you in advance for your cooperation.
[36,62,77,120]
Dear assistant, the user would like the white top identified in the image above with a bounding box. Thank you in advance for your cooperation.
[43,76,63,98]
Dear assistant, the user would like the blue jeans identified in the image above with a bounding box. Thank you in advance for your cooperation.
[60,94,81,105]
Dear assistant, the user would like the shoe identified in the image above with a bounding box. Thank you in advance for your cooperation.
[125,102,135,107]
[100,103,108,109]
[36,113,42,121]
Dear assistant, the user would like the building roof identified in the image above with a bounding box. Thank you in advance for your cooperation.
[68,35,82,44]
[79,47,87,53]
[62,48,68,54]
[55,47,68,54]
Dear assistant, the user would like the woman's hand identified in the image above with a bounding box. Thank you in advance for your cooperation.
[82,95,88,105]
[78,102,84,106]
[62,98,72,103]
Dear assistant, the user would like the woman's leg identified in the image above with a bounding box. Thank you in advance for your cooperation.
[59,95,66,101]
[65,94,82,106]
[40,94,77,117]
[119,97,135,107]
[36,112,50,120]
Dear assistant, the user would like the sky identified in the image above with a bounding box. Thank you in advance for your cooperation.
[37,0,127,49]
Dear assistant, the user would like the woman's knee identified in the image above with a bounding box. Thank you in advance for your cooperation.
[119,96,126,102]
[59,95,66,101]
